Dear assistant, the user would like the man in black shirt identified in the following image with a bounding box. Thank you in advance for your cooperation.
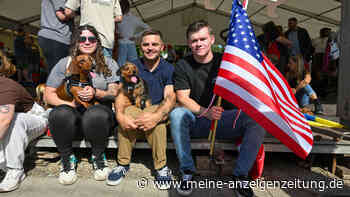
[169,20,265,197]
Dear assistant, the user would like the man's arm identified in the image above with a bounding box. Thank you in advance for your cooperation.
[64,0,80,19]
[114,91,138,130]
[134,85,176,131]
[154,85,176,121]
[114,0,123,22]
[0,104,15,140]
[176,89,223,120]
[176,89,206,115]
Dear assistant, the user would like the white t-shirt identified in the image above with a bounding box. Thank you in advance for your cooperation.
[66,0,122,49]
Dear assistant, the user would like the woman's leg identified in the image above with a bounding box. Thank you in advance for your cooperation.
[48,105,80,161]
[82,105,114,158]
[82,104,114,181]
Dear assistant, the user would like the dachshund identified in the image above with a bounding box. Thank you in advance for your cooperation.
[0,50,16,78]
[56,54,98,108]
[117,62,151,109]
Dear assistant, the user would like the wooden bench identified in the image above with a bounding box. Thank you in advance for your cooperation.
[31,126,350,174]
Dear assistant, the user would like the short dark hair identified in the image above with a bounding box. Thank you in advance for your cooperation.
[140,29,163,42]
[120,0,130,14]
[288,17,298,23]
[186,20,213,39]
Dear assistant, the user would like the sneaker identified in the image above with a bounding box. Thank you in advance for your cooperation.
[314,103,324,115]
[91,153,111,181]
[155,166,172,190]
[58,155,78,185]
[0,168,25,192]
[176,173,193,196]
[232,175,254,197]
[106,165,129,186]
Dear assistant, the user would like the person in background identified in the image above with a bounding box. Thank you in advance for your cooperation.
[257,21,291,74]
[14,28,28,83]
[311,28,331,94]
[285,17,314,62]
[285,55,324,114]
[65,0,123,57]
[116,0,150,66]
[38,0,73,76]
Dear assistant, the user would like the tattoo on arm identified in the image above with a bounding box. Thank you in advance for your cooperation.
[157,92,175,117]
[0,105,10,114]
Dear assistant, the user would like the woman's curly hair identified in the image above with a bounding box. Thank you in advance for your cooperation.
[70,25,111,77]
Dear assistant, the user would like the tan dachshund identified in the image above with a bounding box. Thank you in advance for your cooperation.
[0,50,16,77]
[117,62,151,109]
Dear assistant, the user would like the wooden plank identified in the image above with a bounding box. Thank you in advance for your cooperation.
[33,137,350,154]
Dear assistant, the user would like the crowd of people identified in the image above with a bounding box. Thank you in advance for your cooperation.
[258,17,340,114]
[0,1,341,197]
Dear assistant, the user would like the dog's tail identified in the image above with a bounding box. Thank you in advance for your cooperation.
[35,84,46,107]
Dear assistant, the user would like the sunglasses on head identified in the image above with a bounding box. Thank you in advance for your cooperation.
[79,36,97,43]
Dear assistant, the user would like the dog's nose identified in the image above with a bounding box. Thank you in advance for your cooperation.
[133,70,136,75]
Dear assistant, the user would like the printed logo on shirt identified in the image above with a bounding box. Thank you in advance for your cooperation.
[92,0,112,6]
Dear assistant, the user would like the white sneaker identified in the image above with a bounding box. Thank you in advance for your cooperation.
[91,154,111,181]
[0,168,26,192]
[59,155,78,185]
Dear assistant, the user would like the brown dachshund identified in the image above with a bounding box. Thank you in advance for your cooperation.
[117,62,151,109]
[56,54,97,108]
[0,50,16,77]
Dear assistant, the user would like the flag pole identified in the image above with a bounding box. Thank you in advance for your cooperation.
[209,96,222,157]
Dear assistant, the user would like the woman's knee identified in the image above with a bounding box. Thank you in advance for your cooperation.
[82,105,114,128]
[48,105,78,126]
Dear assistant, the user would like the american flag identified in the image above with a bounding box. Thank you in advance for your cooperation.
[213,0,313,159]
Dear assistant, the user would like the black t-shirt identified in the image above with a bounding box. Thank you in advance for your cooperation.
[174,53,235,110]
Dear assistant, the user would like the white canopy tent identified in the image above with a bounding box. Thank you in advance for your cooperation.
[0,0,341,45]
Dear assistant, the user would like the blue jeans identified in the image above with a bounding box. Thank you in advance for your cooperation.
[295,84,316,107]
[169,107,265,176]
[117,42,138,66]
[102,47,113,58]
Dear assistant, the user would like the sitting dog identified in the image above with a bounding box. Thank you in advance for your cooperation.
[0,50,16,78]
[117,62,151,109]
[56,54,97,108]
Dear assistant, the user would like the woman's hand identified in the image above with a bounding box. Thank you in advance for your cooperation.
[78,86,95,102]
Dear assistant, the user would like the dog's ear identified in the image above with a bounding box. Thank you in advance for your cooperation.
[66,57,80,75]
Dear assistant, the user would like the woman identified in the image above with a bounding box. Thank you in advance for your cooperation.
[44,25,120,185]
[285,55,324,114]
[257,21,291,74]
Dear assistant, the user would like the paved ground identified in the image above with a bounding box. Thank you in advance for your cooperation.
[1,149,350,197]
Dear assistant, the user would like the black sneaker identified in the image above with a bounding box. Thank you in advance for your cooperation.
[176,173,193,196]
[314,103,324,115]
[232,175,254,197]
